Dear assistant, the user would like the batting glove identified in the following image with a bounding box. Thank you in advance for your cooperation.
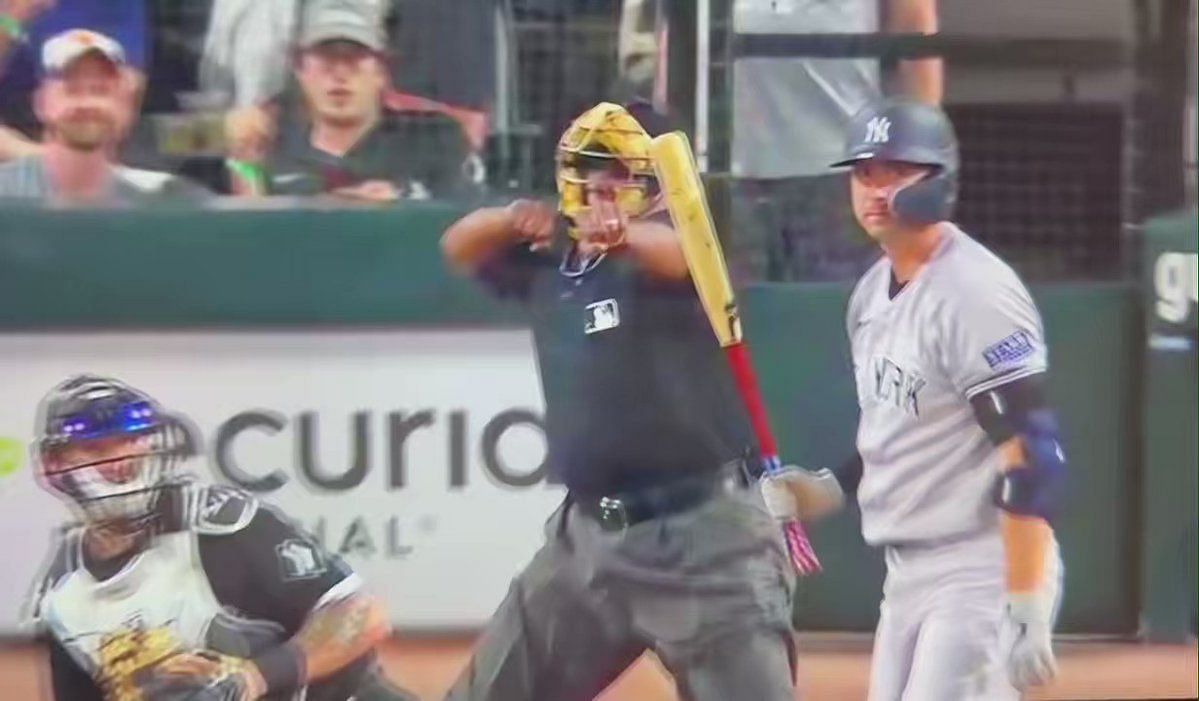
[759,466,845,522]
[1004,592,1057,689]
[1005,538,1063,690]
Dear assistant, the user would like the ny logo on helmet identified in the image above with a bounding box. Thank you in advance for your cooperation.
[864,116,891,144]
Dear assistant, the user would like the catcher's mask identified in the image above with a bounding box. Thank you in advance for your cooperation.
[556,102,657,240]
[33,375,196,530]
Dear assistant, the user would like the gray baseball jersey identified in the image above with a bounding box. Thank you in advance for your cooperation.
[847,224,1047,546]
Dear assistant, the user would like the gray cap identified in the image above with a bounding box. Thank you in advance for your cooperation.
[299,3,386,52]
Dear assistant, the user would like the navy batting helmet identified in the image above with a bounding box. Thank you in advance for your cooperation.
[832,98,959,226]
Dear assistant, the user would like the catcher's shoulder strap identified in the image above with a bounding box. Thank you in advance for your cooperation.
[188,484,260,536]
[24,525,85,629]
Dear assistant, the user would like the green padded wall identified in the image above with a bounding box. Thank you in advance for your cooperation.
[0,207,1143,633]
[1139,209,1198,642]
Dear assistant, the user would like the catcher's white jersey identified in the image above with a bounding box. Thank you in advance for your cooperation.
[31,484,362,700]
[41,528,239,677]
[848,224,1047,546]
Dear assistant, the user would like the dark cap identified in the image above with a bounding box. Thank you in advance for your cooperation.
[831,98,958,171]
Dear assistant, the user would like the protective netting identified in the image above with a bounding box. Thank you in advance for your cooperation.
[951,104,1125,280]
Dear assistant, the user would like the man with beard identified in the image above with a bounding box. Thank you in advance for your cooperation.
[0,28,208,204]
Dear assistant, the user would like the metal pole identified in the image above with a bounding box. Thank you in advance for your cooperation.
[1186,0,1197,205]
[695,0,711,172]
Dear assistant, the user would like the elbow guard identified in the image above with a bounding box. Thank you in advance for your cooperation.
[971,375,1067,521]
[995,409,1067,521]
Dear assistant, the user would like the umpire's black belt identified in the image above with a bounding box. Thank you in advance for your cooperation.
[573,460,759,532]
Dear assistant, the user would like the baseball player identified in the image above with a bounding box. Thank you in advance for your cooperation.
[760,99,1066,700]
[439,102,797,701]
[27,374,415,701]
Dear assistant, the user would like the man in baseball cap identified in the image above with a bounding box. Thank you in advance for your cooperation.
[0,1,149,162]
[231,4,477,202]
[0,28,207,204]
[38,28,131,152]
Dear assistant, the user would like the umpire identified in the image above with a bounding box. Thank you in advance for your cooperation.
[440,102,797,701]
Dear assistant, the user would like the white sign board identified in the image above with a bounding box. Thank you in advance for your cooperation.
[0,329,561,633]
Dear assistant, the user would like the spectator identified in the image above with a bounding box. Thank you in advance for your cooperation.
[0,0,148,155]
[202,0,394,182]
[230,5,477,202]
[199,0,299,166]
[729,0,941,281]
[0,29,208,204]
[386,0,499,150]
[616,0,666,105]
[198,0,301,113]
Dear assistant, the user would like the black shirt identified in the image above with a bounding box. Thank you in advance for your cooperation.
[36,483,374,701]
[478,223,756,496]
[267,111,479,200]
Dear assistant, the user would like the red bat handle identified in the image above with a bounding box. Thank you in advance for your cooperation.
[723,343,823,575]
[724,343,779,456]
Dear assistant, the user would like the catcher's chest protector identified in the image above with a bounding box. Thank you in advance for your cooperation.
[41,529,286,698]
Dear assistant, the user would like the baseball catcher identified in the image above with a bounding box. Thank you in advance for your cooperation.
[27,374,415,701]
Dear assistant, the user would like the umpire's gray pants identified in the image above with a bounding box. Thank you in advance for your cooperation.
[445,481,797,701]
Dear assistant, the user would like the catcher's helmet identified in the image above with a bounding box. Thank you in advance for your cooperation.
[33,375,196,528]
[832,98,959,226]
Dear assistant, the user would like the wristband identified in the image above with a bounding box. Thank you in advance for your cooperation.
[225,158,267,195]
[0,14,24,41]
[250,642,306,693]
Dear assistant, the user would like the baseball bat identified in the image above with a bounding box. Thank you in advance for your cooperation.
[650,131,821,575]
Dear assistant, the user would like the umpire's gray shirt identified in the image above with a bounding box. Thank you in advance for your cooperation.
[732,0,881,178]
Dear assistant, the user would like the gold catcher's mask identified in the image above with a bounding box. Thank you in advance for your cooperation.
[556,102,656,238]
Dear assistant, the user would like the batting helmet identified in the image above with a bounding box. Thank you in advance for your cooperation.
[831,98,959,226]
[33,375,196,529]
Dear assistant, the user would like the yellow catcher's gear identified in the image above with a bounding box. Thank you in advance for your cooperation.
[556,102,655,237]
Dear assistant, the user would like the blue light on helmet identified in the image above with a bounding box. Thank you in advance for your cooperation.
[53,400,159,441]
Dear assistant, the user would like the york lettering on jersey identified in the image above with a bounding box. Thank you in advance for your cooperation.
[872,357,926,416]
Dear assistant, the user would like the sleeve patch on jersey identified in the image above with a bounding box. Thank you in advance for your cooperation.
[983,330,1035,369]
[276,539,328,581]
[194,485,259,535]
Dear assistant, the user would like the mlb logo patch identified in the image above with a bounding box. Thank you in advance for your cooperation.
[983,331,1035,369]
[584,299,620,335]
